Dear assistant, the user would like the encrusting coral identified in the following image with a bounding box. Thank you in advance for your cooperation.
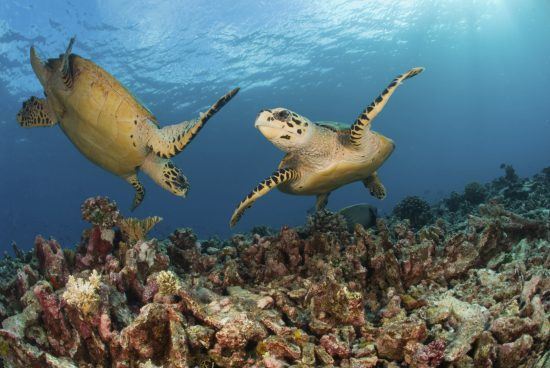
[0,166,548,367]
[155,270,181,297]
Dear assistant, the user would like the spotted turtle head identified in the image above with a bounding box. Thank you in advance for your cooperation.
[254,108,314,152]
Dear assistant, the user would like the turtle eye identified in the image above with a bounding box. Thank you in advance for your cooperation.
[274,109,290,121]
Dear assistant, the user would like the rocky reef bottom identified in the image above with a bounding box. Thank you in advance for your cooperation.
[0,165,548,368]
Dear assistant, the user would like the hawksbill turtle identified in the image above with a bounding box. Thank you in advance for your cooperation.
[17,38,239,209]
[230,67,424,227]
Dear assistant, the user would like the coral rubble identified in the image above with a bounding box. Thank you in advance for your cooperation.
[0,166,549,367]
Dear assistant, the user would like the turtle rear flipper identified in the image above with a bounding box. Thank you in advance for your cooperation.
[147,87,240,159]
[16,97,57,127]
[315,192,331,211]
[126,174,146,211]
[350,67,424,147]
[363,172,386,199]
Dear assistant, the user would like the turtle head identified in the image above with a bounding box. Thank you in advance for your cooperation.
[255,108,315,152]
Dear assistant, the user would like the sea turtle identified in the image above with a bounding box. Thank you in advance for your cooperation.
[230,67,424,227]
[17,38,239,209]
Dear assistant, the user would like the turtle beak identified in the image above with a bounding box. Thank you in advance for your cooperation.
[255,110,281,140]
[256,125,281,140]
[30,46,49,86]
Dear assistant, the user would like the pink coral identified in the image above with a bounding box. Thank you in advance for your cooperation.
[320,333,351,359]
[33,283,75,356]
[375,316,428,361]
[259,335,301,361]
[404,340,445,368]
[497,334,534,368]
[75,226,114,270]
[34,236,69,289]
[489,316,538,343]
[15,264,38,298]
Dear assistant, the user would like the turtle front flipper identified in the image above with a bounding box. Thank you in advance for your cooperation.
[16,97,58,127]
[350,67,424,147]
[60,37,76,88]
[148,88,240,159]
[126,174,146,211]
[363,172,386,199]
[141,154,189,198]
[230,168,299,227]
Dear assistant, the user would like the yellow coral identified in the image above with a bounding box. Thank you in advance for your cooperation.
[88,269,101,289]
[293,329,309,345]
[62,270,101,315]
[343,286,362,300]
[156,270,181,296]
[198,359,215,368]
[256,341,268,356]
[118,216,162,244]
[139,360,162,368]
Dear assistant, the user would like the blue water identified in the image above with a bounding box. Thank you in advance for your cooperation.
[1,0,549,250]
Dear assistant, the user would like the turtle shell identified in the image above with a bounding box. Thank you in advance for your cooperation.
[316,120,349,132]
[52,55,155,177]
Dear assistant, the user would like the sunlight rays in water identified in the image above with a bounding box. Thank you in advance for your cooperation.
[2,0,422,99]
[0,0,549,249]
[0,0,541,106]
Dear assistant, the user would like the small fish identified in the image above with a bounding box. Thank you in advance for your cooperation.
[338,203,378,231]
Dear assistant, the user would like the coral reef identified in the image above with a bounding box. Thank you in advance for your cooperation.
[463,182,487,204]
[0,166,549,367]
[81,196,121,229]
[392,196,433,229]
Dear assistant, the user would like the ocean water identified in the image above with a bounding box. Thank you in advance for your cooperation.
[0,0,549,250]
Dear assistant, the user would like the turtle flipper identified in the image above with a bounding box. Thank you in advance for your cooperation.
[148,88,240,159]
[60,37,76,88]
[363,172,386,199]
[315,192,331,211]
[16,97,57,127]
[230,168,299,227]
[126,174,146,211]
[141,154,189,197]
[350,67,424,147]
